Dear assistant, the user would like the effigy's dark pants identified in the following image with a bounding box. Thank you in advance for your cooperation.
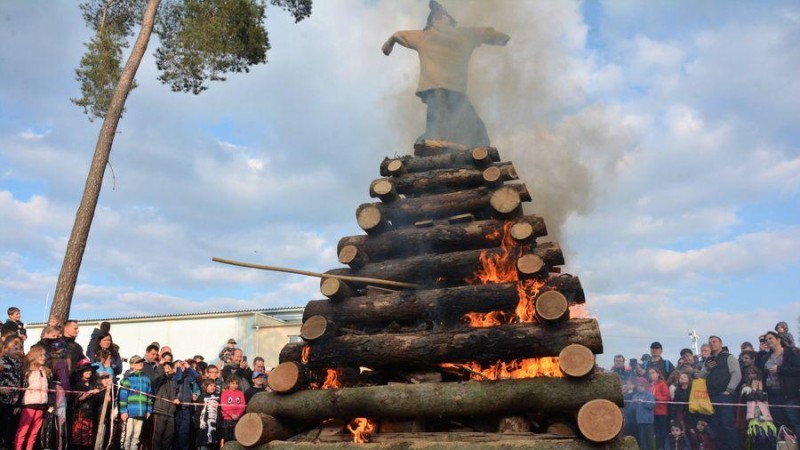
[418,89,490,148]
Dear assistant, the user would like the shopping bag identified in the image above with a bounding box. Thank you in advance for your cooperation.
[688,378,714,415]
[778,425,798,450]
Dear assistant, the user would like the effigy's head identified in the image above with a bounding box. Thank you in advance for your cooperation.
[426,1,456,30]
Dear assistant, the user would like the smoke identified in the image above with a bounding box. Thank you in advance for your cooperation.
[381,1,638,252]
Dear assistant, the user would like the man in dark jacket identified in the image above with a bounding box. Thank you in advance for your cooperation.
[702,335,742,450]
[63,320,87,369]
[221,348,252,392]
[152,361,179,450]
[175,360,199,450]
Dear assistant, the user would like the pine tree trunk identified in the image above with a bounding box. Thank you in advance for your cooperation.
[51,0,162,322]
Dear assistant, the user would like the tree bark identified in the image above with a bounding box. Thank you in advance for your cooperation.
[51,0,162,321]
[380,147,500,176]
[300,318,602,369]
[357,184,530,229]
[413,139,468,156]
[338,215,546,263]
[325,243,563,288]
[301,277,585,327]
[374,162,517,197]
[246,372,621,421]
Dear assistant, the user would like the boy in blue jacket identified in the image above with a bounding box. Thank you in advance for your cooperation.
[633,377,655,450]
[119,355,152,450]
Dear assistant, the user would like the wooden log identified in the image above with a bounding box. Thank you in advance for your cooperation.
[337,245,368,268]
[246,372,621,421]
[380,147,500,176]
[413,139,468,156]
[319,278,356,301]
[383,162,517,196]
[338,215,547,263]
[546,422,577,437]
[301,319,602,369]
[267,362,306,394]
[300,315,336,342]
[535,291,569,323]
[545,274,585,303]
[223,435,640,450]
[325,244,563,289]
[278,343,306,364]
[558,344,595,378]
[369,179,398,202]
[576,399,623,443]
[498,416,531,433]
[234,413,291,446]
[357,184,530,229]
[516,254,545,278]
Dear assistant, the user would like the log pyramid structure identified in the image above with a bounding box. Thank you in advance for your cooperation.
[231,140,637,450]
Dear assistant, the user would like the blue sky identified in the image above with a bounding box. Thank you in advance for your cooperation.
[1,1,798,367]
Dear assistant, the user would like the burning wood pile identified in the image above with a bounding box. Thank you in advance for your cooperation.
[231,141,635,450]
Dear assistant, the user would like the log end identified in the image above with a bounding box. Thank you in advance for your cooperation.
[234,413,289,447]
[386,159,405,176]
[338,244,368,268]
[490,186,522,214]
[558,344,595,378]
[356,204,386,233]
[535,290,569,322]
[301,315,331,342]
[510,221,534,242]
[268,362,304,394]
[516,254,545,277]
[320,277,355,301]
[482,166,502,185]
[471,147,491,166]
[370,179,397,202]
[576,399,623,443]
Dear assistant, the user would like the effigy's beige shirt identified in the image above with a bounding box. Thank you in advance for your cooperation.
[393,25,508,96]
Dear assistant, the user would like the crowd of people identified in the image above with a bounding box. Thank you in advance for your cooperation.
[1,304,798,450]
[609,321,799,449]
[0,307,271,450]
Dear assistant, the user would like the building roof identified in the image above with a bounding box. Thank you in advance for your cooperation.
[28,306,305,326]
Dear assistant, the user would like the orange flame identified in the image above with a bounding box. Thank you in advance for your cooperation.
[321,368,341,389]
[301,345,310,364]
[347,418,376,443]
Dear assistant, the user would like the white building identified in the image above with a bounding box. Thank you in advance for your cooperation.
[26,307,303,369]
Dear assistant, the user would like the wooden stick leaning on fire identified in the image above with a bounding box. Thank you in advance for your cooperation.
[210,257,418,289]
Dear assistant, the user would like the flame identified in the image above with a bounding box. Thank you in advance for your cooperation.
[321,368,341,389]
[301,345,310,364]
[347,418,376,443]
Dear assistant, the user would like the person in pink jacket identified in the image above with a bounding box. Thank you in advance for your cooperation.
[219,376,246,446]
[14,345,52,450]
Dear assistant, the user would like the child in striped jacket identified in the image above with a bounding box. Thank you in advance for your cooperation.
[119,355,152,450]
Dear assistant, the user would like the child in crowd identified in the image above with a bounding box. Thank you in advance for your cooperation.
[70,363,101,450]
[632,377,655,450]
[667,420,692,450]
[689,419,715,450]
[0,335,24,449]
[92,348,116,379]
[245,371,268,403]
[14,345,52,450]
[220,376,246,446]
[119,355,153,450]
[196,380,221,450]
[1,307,26,341]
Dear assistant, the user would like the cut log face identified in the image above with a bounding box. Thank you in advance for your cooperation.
[338,215,546,263]
[234,413,291,446]
[338,245,369,268]
[301,315,335,342]
[246,373,622,421]
[320,278,356,301]
[558,344,595,378]
[535,291,569,323]
[379,148,500,177]
[301,318,602,368]
[369,179,398,202]
[516,254,545,278]
[576,399,623,443]
[268,362,305,394]
[356,204,390,234]
[510,222,534,242]
[489,185,524,215]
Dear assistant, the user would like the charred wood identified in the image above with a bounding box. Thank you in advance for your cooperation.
[380,147,500,176]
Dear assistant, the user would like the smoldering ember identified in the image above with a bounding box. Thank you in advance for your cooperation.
[216,2,634,449]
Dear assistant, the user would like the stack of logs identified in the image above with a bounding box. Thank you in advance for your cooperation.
[232,141,635,450]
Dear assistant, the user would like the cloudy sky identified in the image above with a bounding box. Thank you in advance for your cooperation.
[1,1,799,367]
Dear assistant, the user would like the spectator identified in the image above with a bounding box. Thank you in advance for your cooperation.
[142,344,159,382]
[670,372,692,427]
[37,324,71,391]
[758,330,800,433]
[648,366,671,449]
[160,352,174,364]
[611,354,632,380]
[667,420,691,450]
[195,380,221,450]
[632,377,655,450]
[688,419,715,450]
[151,361,179,450]
[220,376,245,446]
[702,335,742,450]
[175,359,199,450]
[63,320,87,371]
[667,348,695,386]
[14,345,53,450]
[621,377,638,439]
[119,355,152,450]
[90,332,123,377]
[644,341,675,379]
[1,307,26,341]
[200,364,223,396]
[221,349,252,392]
[69,363,101,450]
[739,350,761,388]
[775,321,795,348]
[245,371,268,403]
[0,335,24,449]
[219,339,237,365]
[698,343,711,366]
[160,346,173,359]
[85,321,112,359]
[740,341,754,352]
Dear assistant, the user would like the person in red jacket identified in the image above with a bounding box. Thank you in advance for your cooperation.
[219,376,245,446]
[649,367,671,449]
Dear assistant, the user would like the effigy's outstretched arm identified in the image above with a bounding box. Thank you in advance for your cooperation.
[382,30,424,56]
[481,27,510,46]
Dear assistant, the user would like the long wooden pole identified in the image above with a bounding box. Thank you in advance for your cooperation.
[211,257,418,289]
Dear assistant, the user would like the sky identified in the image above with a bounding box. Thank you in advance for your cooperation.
[1,1,799,368]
